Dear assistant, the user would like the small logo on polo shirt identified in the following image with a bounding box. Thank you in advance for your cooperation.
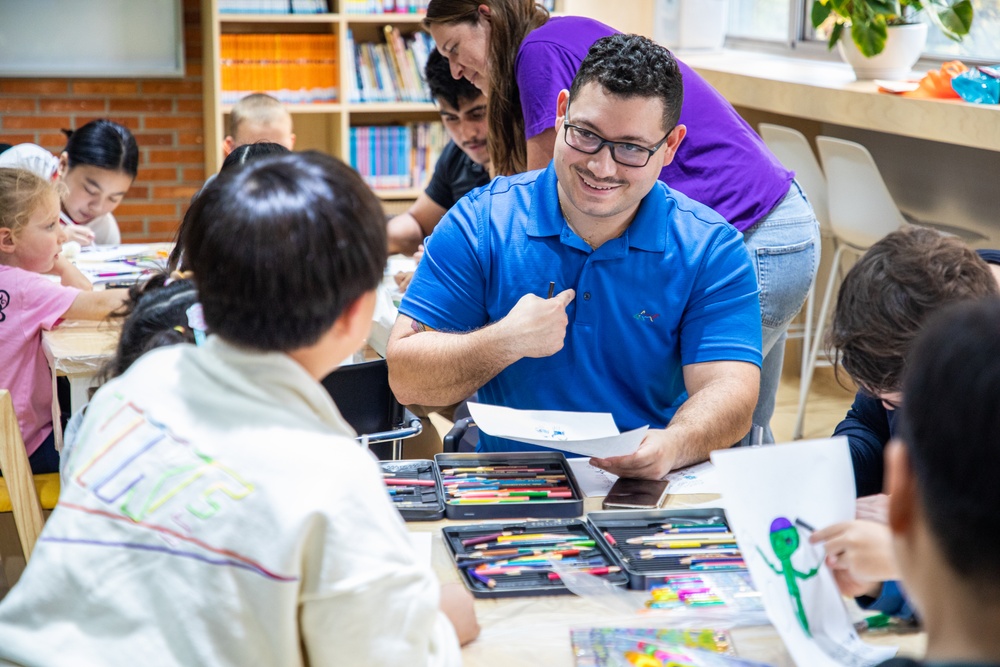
[634,309,660,323]
[0,290,9,323]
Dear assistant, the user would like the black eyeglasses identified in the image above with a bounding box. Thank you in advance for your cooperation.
[562,117,670,168]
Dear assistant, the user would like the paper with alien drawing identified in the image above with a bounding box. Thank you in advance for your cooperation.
[711,438,897,667]
[467,403,647,457]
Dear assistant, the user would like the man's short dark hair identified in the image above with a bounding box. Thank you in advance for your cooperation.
[830,227,996,395]
[899,298,1000,594]
[424,49,483,111]
[183,151,386,352]
[568,33,683,133]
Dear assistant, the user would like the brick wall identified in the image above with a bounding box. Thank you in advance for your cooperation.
[0,0,205,242]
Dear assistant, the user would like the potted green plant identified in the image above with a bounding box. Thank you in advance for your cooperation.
[811,0,974,79]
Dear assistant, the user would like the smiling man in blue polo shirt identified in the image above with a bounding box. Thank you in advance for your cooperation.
[387,34,762,481]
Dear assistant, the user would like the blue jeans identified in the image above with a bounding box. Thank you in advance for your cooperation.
[742,181,820,443]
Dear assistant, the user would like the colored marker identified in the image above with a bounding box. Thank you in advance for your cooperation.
[627,532,735,544]
[854,613,892,631]
[384,478,436,487]
[461,532,507,547]
[660,525,730,534]
[690,562,745,571]
[795,518,816,533]
[547,565,621,580]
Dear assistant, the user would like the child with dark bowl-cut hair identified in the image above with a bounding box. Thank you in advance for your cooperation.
[0,152,477,667]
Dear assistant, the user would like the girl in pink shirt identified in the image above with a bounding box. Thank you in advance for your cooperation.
[0,168,126,473]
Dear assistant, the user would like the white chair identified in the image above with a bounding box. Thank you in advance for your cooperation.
[792,137,905,439]
[816,136,985,246]
[758,123,833,396]
[793,136,988,438]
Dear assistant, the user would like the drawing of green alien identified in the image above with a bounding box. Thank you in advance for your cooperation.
[756,517,821,636]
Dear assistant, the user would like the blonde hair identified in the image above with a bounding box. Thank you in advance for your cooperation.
[0,168,60,235]
[227,93,292,139]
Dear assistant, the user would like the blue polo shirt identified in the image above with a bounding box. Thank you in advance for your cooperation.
[400,164,762,453]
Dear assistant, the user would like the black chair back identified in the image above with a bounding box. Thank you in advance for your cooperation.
[320,359,404,460]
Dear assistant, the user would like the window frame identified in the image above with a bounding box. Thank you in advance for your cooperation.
[723,0,1000,66]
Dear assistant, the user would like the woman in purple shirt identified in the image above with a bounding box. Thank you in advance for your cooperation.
[424,0,819,442]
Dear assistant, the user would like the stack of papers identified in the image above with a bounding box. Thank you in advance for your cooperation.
[73,244,170,286]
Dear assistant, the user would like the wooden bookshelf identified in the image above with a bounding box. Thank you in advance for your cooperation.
[201,0,442,198]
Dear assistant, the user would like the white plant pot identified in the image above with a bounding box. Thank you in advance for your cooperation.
[837,22,928,80]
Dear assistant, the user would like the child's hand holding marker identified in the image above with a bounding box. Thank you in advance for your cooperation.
[807,519,897,599]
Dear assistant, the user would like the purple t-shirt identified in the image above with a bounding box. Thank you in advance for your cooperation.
[515,16,792,231]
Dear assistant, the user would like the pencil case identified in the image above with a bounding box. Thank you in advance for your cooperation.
[587,508,746,589]
[434,452,584,520]
[442,518,629,598]
[379,459,445,521]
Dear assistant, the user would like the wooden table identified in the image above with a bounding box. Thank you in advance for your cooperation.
[408,494,926,667]
[42,319,120,450]
[39,316,386,448]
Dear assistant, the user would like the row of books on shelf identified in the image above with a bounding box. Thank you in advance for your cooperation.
[350,123,447,191]
[219,0,329,13]
[220,34,339,105]
[347,27,434,103]
[342,0,429,12]
[218,0,552,16]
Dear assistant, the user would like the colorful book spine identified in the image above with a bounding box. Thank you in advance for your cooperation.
[219,0,330,14]
[349,122,447,191]
[351,29,433,103]
[342,0,428,14]
[220,33,338,104]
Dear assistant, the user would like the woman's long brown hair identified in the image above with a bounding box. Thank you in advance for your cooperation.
[425,0,549,176]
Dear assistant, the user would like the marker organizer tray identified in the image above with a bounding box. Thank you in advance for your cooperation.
[434,452,584,520]
[442,518,629,598]
[379,459,445,521]
[587,508,746,590]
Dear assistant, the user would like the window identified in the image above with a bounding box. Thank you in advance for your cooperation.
[727,0,793,43]
[922,0,1000,61]
[724,0,1000,62]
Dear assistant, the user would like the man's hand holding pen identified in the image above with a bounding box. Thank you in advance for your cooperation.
[497,288,575,360]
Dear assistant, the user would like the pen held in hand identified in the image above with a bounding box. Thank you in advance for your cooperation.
[547,281,555,299]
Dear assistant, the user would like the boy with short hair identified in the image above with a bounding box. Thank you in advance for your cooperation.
[0,152,476,666]
[874,297,1000,667]
[223,93,296,154]
[811,227,999,617]
[829,227,998,497]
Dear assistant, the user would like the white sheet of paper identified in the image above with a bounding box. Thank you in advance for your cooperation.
[663,460,722,495]
[468,403,647,457]
[366,282,398,358]
[78,261,148,275]
[566,458,619,497]
[385,254,416,276]
[711,438,897,667]
[76,244,156,263]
